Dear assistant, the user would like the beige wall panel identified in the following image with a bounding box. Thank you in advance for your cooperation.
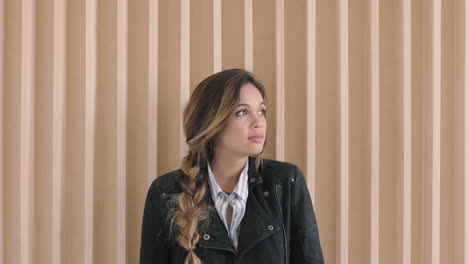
[213,0,221,72]
[316,0,339,263]
[190,0,213,92]
[3,1,22,263]
[275,0,285,161]
[465,0,468,258]
[63,0,86,263]
[276,0,286,162]
[0,0,4,262]
[158,0,181,175]
[339,0,350,262]
[95,0,118,263]
[370,0,380,262]
[306,0,316,202]
[454,1,466,263]
[431,0,443,262]
[116,1,128,264]
[222,0,244,69]
[63,0,87,262]
[34,1,54,263]
[348,0,371,263]
[244,0,253,71]
[422,0,442,262]
[423,0,432,260]
[127,0,150,263]
[284,0,306,174]
[20,0,35,263]
[441,0,455,263]
[51,0,66,264]
[84,0,97,263]
[380,0,400,263]
[398,0,412,263]
[411,0,424,263]
[464,0,468,258]
[253,0,276,160]
[147,0,158,187]
[179,0,189,161]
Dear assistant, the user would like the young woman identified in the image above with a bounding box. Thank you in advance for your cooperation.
[140,69,324,264]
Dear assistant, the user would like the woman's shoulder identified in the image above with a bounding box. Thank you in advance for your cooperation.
[260,158,303,183]
[149,169,184,194]
[261,158,297,171]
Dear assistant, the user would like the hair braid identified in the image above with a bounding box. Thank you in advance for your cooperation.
[174,155,210,264]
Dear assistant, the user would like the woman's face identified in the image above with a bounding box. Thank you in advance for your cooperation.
[214,82,267,158]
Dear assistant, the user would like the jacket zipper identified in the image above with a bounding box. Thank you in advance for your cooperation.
[275,184,288,264]
[198,244,236,256]
[198,243,237,263]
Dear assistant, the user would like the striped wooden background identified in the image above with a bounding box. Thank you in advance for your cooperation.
[1,0,467,263]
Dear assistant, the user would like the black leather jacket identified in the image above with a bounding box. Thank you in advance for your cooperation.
[140,157,324,264]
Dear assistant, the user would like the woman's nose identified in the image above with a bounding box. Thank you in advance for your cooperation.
[252,115,265,128]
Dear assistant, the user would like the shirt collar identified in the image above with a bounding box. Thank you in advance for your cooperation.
[207,158,249,203]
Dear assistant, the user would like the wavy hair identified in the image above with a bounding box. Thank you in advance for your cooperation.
[170,69,267,264]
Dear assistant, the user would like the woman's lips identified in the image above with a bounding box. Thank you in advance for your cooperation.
[248,136,264,143]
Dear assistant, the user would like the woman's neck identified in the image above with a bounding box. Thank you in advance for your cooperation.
[210,151,248,193]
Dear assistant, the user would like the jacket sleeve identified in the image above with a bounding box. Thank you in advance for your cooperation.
[140,179,171,264]
[289,165,324,264]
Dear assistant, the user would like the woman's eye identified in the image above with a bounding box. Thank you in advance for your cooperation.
[235,109,267,116]
[236,110,247,116]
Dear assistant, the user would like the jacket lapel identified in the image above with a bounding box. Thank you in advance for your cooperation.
[197,191,236,253]
[197,157,278,256]
[236,159,278,256]
[236,191,278,254]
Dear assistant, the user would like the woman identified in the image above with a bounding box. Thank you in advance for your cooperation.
[140,69,324,264]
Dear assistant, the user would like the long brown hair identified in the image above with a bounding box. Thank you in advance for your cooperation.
[171,69,267,264]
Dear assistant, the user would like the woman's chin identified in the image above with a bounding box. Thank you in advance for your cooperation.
[247,147,264,156]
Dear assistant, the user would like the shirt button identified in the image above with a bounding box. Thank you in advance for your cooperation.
[203,234,210,240]
[250,178,256,183]
[264,191,269,196]
[268,225,274,231]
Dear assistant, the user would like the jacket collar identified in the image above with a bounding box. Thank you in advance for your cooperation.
[247,156,263,191]
[198,157,277,255]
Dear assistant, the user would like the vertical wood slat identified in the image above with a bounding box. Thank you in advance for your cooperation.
[455,2,466,262]
[455,1,465,261]
[20,0,34,263]
[244,0,252,71]
[84,0,97,263]
[116,0,127,263]
[52,0,66,263]
[370,0,380,263]
[148,0,158,186]
[401,0,412,263]
[464,0,468,261]
[432,0,442,262]
[339,0,349,263]
[0,0,4,263]
[180,0,189,161]
[213,0,221,73]
[306,0,316,203]
[275,0,285,161]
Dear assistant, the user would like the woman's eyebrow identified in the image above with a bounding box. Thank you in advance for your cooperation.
[236,102,266,107]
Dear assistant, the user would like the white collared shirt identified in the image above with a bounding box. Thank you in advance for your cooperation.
[207,159,249,249]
